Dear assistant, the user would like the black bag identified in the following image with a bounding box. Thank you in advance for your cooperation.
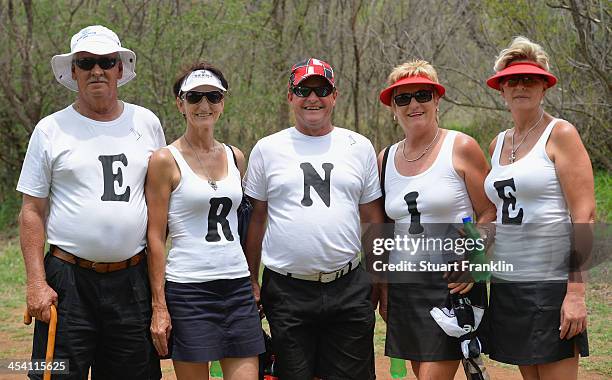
[227,144,253,248]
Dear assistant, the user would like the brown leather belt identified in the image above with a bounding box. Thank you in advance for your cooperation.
[51,246,145,273]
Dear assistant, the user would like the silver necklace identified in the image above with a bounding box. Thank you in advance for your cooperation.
[509,110,544,163]
[401,128,440,162]
[183,135,219,190]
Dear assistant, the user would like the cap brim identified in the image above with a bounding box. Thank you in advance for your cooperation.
[294,73,334,87]
[379,76,446,106]
[486,62,557,90]
[51,47,136,92]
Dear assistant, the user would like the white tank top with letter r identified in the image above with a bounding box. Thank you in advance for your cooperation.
[165,144,250,283]
[484,119,571,281]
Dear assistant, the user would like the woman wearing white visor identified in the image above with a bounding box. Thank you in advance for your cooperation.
[146,63,264,379]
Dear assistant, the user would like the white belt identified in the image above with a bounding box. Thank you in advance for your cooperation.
[268,256,361,283]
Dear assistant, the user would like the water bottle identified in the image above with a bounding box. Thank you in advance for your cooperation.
[209,360,222,378]
[462,216,490,282]
[263,354,279,380]
[389,357,407,378]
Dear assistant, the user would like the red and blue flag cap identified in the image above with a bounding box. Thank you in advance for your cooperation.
[289,58,335,88]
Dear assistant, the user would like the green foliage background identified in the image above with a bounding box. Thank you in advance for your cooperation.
[0,0,609,226]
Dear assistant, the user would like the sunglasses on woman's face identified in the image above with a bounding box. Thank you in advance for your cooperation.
[182,90,224,105]
[292,85,334,98]
[393,90,433,106]
[73,57,118,71]
[501,75,544,87]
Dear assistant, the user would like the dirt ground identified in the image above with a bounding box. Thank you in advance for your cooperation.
[1,350,608,380]
[156,357,610,380]
[0,306,607,380]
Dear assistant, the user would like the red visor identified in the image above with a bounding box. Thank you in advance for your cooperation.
[486,61,557,90]
[379,75,445,106]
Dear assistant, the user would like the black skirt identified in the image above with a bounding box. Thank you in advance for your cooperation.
[484,280,589,365]
[165,277,266,362]
[385,271,487,361]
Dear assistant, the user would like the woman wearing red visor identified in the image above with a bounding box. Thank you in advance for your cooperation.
[484,36,594,379]
[378,60,495,380]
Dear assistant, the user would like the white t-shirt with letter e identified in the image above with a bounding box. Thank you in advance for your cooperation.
[17,103,165,262]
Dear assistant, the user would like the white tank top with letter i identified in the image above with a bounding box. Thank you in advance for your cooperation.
[165,144,250,283]
[384,130,474,264]
[484,119,571,281]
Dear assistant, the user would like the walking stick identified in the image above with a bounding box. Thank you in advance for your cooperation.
[24,304,58,380]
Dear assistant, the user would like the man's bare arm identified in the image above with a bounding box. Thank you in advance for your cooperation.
[19,194,57,323]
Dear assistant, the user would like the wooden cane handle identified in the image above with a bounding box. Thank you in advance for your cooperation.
[24,309,33,325]
[23,305,57,380]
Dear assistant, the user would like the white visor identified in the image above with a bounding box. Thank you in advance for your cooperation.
[180,70,226,93]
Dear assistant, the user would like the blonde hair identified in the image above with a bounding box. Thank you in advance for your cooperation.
[494,36,551,72]
[387,59,440,86]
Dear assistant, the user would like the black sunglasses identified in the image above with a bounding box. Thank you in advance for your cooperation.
[393,90,434,106]
[292,85,334,98]
[73,57,118,71]
[502,75,544,88]
[182,90,224,105]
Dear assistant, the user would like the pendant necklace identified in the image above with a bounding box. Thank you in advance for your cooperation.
[401,128,440,162]
[183,135,218,190]
[509,110,544,164]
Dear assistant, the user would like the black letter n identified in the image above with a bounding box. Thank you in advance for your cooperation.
[300,162,334,207]
[99,154,131,202]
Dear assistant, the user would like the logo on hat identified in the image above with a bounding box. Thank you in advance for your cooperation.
[72,26,121,48]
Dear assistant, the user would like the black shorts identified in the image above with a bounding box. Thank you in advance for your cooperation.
[165,277,265,362]
[485,280,589,365]
[29,252,161,380]
[261,266,375,380]
[386,271,487,361]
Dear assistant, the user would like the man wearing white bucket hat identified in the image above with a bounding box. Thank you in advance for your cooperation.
[17,25,165,379]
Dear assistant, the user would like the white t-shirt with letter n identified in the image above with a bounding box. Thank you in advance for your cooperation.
[244,127,381,275]
[17,103,166,262]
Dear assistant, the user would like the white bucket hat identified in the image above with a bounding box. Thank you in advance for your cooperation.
[51,25,136,92]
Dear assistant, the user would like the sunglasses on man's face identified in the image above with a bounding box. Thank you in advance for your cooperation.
[292,85,334,98]
[393,90,434,107]
[182,90,224,105]
[501,75,544,88]
[73,57,118,71]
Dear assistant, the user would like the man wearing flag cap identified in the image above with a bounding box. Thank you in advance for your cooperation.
[244,58,384,380]
[17,25,165,379]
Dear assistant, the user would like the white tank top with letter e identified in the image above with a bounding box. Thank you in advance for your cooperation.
[384,130,474,264]
[484,119,571,281]
[165,144,250,283]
